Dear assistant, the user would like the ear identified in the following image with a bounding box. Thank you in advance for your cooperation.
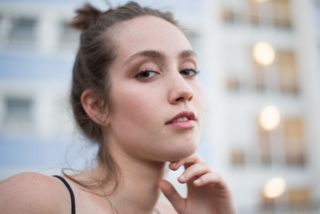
[81,89,110,126]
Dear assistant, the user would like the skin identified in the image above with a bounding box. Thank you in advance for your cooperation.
[105,15,203,163]
[0,16,234,214]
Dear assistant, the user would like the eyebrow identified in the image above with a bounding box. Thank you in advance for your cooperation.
[123,49,197,66]
[179,50,197,59]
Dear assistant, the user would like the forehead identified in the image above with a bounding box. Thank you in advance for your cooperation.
[110,16,192,58]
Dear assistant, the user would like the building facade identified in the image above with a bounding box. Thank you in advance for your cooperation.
[0,0,319,213]
[198,0,320,213]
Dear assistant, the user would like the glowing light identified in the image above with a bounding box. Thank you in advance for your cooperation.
[253,42,275,66]
[259,105,281,131]
[263,177,286,199]
[255,0,269,3]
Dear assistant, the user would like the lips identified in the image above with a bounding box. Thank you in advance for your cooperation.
[165,111,196,125]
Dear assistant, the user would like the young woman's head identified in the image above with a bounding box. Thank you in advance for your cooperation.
[70,1,204,184]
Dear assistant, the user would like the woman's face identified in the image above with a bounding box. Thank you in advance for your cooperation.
[104,16,204,162]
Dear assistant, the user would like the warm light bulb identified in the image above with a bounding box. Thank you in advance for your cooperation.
[263,177,286,199]
[253,42,275,66]
[259,105,281,131]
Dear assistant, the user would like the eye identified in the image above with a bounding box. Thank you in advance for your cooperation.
[180,69,199,77]
[135,70,158,81]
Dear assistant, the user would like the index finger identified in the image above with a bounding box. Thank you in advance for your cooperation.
[169,154,202,170]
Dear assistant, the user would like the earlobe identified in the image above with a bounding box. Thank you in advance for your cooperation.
[81,89,110,126]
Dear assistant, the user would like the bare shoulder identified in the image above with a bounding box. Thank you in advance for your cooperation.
[0,172,69,214]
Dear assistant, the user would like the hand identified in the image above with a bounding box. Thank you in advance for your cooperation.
[159,155,235,214]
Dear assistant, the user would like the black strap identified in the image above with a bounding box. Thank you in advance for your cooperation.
[53,175,76,214]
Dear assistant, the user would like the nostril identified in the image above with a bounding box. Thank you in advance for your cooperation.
[174,93,193,103]
[175,97,185,102]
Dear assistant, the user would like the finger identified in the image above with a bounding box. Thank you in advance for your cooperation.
[159,179,185,213]
[170,154,201,170]
[182,154,202,169]
[169,160,182,171]
[193,172,222,186]
[178,162,210,183]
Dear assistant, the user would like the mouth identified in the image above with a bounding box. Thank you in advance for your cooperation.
[165,111,196,129]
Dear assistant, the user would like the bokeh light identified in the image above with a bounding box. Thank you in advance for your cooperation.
[259,105,281,131]
[263,177,286,199]
[253,42,276,66]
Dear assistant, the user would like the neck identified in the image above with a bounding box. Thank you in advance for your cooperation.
[96,141,166,214]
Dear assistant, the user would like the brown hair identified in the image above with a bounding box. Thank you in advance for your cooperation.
[66,1,180,192]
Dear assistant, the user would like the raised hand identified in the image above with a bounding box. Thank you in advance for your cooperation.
[159,155,235,214]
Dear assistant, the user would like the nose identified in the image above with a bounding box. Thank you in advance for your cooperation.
[168,74,194,105]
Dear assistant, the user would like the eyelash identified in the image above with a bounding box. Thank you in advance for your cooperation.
[134,68,199,81]
[180,68,199,77]
[135,70,159,81]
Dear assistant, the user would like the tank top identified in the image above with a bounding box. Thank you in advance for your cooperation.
[53,175,76,214]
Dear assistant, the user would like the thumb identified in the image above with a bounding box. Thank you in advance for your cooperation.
[159,179,185,213]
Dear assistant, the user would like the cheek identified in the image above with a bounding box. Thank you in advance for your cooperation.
[193,82,205,118]
[109,84,161,128]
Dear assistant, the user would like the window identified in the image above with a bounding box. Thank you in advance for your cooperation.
[260,186,312,211]
[224,46,299,95]
[251,56,267,92]
[283,117,306,166]
[221,0,292,30]
[229,115,306,168]
[257,122,272,165]
[251,48,299,95]
[255,116,306,167]
[221,7,236,24]
[287,187,311,206]
[3,96,34,132]
[272,0,292,29]
[58,20,79,50]
[229,146,246,166]
[277,50,299,94]
[8,17,37,48]
[248,0,260,26]
[225,73,240,91]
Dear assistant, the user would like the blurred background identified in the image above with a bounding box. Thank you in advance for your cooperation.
[0,0,319,213]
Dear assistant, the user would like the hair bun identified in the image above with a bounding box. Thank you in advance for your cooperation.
[71,3,102,31]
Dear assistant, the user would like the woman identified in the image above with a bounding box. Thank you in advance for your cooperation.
[0,1,234,213]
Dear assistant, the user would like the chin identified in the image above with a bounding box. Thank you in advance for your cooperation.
[166,139,198,161]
